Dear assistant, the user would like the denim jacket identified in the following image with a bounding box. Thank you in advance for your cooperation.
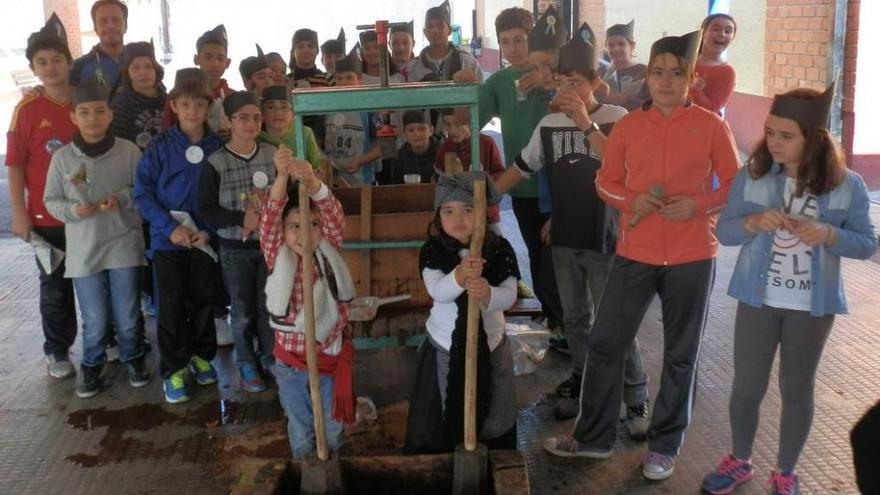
[718,164,876,316]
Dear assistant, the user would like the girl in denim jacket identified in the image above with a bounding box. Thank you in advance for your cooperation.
[703,86,876,495]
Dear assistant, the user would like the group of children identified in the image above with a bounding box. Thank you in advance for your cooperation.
[6,1,877,493]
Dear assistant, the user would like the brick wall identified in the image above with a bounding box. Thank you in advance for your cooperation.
[42,0,83,59]
[841,0,859,158]
[764,0,832,96]
[579,0,606,47]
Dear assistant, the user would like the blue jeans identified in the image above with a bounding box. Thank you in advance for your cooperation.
[274,361,344,458]
[219,246,274,370]
[73,267,143,367]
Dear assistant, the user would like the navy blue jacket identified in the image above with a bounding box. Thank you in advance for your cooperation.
[134,125,223,254]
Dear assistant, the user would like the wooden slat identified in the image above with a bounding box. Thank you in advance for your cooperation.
[335,184,436,214]
[343,212,434,241]
[359,186,373,296]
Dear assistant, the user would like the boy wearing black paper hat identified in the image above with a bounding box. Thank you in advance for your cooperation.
[111,41,166,150]
[289,28,333,88]
[390,21,415,79]
[406,0,482,83]
[239,44,274,95]
[457,6,565,326]
[597,20,649,110]
[258,85,322,171]
[43,80,150,398]
[135,76,225,403]
[494,22,650,431]
[323,45,381,185]
[7,14,79,379]
[377,110,439,185]
[321,28,346,76]
[160,25,235,132]
[198,91,277,394]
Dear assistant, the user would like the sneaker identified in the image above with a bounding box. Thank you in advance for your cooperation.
[127,356,151,387]
[76,365,102,398]
[555,373,581,398]
[701,454,753,494]
[642,451,676,481]
[554,397,580,420]
[163,369,190,403]
[46,354,75,379]
[239,364,266,393]
[517,280,535,299]
[188,355,218,385]
[769,470,800,495]
[624,402,650,441]
[215,317,233,347]
[543,434,612,459]
[142,294,156,317]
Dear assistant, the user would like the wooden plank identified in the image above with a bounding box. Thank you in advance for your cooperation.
[359,186,373,297]
[343,213,434,241]
[335,184,435,214]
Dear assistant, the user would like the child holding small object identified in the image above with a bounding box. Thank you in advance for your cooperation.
[199,90,276,393]
[43,80,150,398]
[407,172,520,452]
[260,145,356,458]
[135,78,224,404]
[702,85,876,495]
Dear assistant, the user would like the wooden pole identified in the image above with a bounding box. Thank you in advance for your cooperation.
[444,152,463,175]
[463,180,486,452]
[300,180,329,461]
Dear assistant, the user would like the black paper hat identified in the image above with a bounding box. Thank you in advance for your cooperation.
[425,0,451,27]
[26,13,70,62]
[223,90,258,117]
[529,6,568,51]
[239,43,269,81]
[402,109,431,127]
[770,82,835,131]
[123,40,164,85]
[73,79,110,105]
[649,30,702,68]
[196,24,227,51]
[606,19,635,40]
[173,67,208,88]
[123,40,155,61]
[292,28,318,46]
[557,23,597,74]
[334,43,363,74]
[391,20,415,38]
[260,85,288,103]
[360,30,378,45]
[321,28,346,55]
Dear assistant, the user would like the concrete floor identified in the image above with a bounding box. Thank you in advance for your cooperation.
[0,204,879,493]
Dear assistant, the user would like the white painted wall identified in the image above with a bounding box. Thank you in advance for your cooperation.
[727,0,766,96]
[854,0,880,154]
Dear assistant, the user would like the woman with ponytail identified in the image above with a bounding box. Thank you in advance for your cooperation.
[702,86,876,495]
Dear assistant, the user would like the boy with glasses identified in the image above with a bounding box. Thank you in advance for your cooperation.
[199,91,276,393]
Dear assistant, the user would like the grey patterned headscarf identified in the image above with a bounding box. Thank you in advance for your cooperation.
[434,171,500,210]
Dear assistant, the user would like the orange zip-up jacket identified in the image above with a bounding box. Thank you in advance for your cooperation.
[596,103,741,266]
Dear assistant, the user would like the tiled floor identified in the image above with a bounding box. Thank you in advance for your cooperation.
[0,212,878,493]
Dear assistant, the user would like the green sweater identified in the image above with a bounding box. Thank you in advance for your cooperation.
[258,125,322,169]
[478,66,551,198]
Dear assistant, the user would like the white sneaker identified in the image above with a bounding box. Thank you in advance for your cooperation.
[47,355,75,379]
[215,317,233,347]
